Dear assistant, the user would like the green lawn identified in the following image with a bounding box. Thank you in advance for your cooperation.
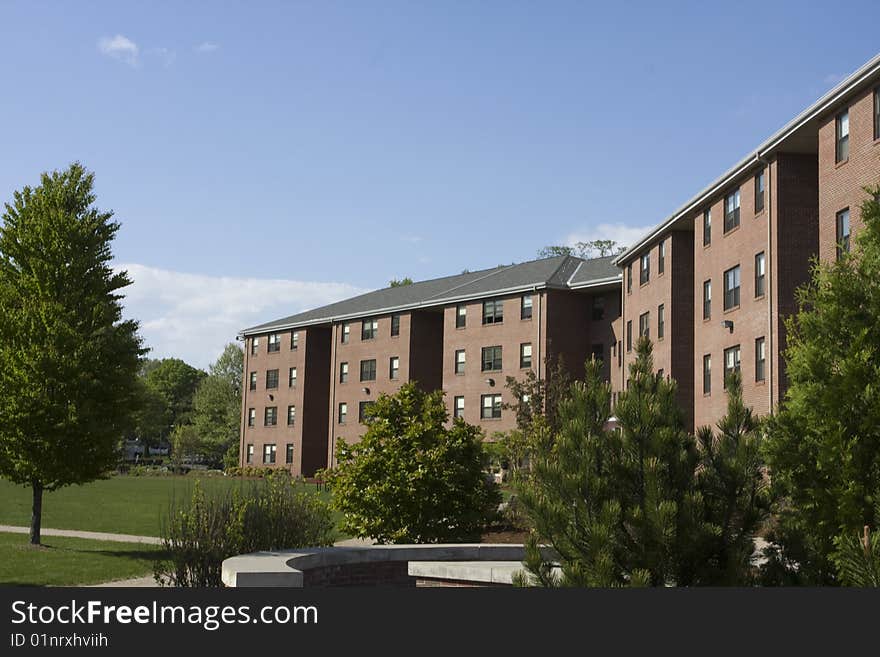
[0,475,334,538]
[0,532,163,586]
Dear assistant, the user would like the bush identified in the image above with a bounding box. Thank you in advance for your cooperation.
[326,383,500,544]
[154,471,335,587]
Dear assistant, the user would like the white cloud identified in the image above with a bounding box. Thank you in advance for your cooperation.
[194,42,220,54]
[116,264,368,369]
[563,222,654,252]
[149,47,176,67]
[98,34,139,66]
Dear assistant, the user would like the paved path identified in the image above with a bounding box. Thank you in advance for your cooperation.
[0,525,161,545]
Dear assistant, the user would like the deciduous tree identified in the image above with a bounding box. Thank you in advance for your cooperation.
[0,163,145,544]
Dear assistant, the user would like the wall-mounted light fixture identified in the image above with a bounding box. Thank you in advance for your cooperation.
[722,320,734,333]
[484,378,495,387]
[362,387,370,395]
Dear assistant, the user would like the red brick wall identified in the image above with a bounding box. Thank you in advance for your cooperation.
[818,85,880,262]
[239,327,327,477]
[441,293,545,435]
[617,230,694,428]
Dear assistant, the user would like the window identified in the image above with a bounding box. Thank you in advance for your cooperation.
[481,394,502,420]
[454,349,466,374]
[338,403,347,424]
[627,264,632,293]
[640,253,650,285]
[591,343,603,363]
[703,355,711,395]
[724,188,741,232]
[723,266,741,311]
[723,345,741,389]
[359,359,376,381]
[358,401,375,423]
[658,304,665,340]
[755,169,765,213]
[391,314,401,337]
[339,362,349,383]
[266,369,279,389]
[247,408,255,427]
[755,337,766,383]
[703,280,712,320]
[453,396,465,419]
[638,312,650,339]
[755,252,766,297]
[626,320,632,352]
[290,331,299,350]
[835,109,849,163]
[341,323,350,344]
[521,294,533,320]
[481,346,502,372]
[617,340,622,367]
[836,208,850,259]
[268,333,280,352]
[288,367,297,387]
[287,405,296,426]
[286,444,294,464]
[263,443,276,465]
[264,407,277,426]
[361,318,378,341]
[520,343,532,369]
[246,443,254,464]
[875,87,880,141]
[658,240,665,275]
[703,209,712,246]
[249,371,257,391]
[482,299,504,324]
[592,296,605,321]
[456,304,467,329]
[389,356,400,380]
[250,337,259,355]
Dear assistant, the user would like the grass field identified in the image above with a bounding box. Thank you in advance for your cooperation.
[0,475,334,537]
[0,532,163,586]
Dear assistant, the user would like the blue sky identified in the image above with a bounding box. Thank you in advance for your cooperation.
[1,1,877,367]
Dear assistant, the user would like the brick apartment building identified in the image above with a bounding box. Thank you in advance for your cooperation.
[239,52,880,473]
[614,52,880,430]
[239,256,620,476]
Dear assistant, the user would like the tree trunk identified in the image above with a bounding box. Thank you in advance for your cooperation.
[30,481,43,546]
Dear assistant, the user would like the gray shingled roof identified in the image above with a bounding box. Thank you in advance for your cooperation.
[242,254,621,335]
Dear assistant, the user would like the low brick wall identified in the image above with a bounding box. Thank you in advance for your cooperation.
[302,561,414,587]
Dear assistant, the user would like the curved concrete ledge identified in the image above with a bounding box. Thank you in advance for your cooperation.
[222,544,554,587]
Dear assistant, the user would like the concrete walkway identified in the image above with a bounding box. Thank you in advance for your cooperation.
[0,525,161,545]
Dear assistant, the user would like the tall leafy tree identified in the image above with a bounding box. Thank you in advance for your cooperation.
[537,240,627,260]
[191,343,243,466]
[763,188,880,585]
[0,163,145,544]
[693,372,770,585]
[135,358,205,447]
[325,383,500,544]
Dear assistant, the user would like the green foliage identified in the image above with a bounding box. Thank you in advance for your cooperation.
[0,163,145,543]
[831,500,879,587]
[517,344,770,587]
[155,472,334,587]
[763,188,880,585]
[325,383,501,544]
[537,240,626,260]
[693,371,770,585]
[170,425,202,464]
[191,373,240,465]
[135,358,206,446]
[389,277,414,287]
